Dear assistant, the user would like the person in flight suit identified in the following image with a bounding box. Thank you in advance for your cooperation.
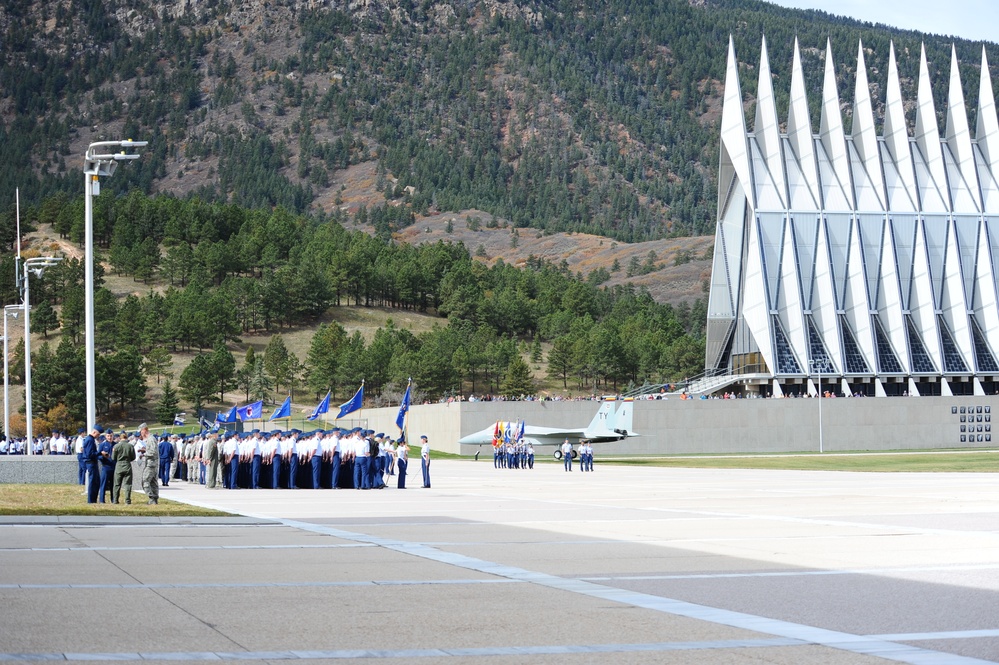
[111,430,136,504]
[158,435,174,487]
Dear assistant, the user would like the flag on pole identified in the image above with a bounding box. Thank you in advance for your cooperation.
[236,400,263,421]
[336,382,364,419]
[268,396,291,421]
[516,419,525,441]
[216,406,238,424]
[492,421,501,447]
[307,391,331,421]
[395,379,412,431]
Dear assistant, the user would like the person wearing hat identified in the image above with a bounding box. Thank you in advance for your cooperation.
[157,435,174,487]
[396,436,409,489]
[111,427,137,504]
[202,432,219,489]
[82,425,102,503]
[97,430,115,503]
[139,424,160,504]
[420,435,431,489]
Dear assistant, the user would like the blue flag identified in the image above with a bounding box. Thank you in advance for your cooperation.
[396,381,411,431]
[336,384,364,419]
[307,391,331,421]
[216,406,238,424]
[268,396,291,421]
[236,400,263,421]
[516,420,525,441]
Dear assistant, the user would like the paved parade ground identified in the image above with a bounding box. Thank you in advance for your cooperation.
[2,459,999,663]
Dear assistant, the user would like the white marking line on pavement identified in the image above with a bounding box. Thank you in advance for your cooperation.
[872,630,999,641]
[0,578,517,590]
[275,518,999,665]
[0,543,374,552]
[578,562,999,582]
[0,638,805,661]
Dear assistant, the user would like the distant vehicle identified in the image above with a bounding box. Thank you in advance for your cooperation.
[458,398,638,459]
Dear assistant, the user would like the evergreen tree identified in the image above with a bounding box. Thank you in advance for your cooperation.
[264,334,291,392]
[209,341,236,401]
[144,346,173,385]
[500,355,534,398]
[249,357,272,402]
[179,354,215,414]
[156,380,180,426]
[236,347,256,401]
[33,299,59,338]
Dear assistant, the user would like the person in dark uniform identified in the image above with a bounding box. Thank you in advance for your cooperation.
[158,435,174,487]
[396,438,409,489]
[82,425,102,504]
[97,432,114,503]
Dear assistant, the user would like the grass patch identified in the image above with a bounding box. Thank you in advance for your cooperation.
[0,484,231,516]
[601,451,999,472]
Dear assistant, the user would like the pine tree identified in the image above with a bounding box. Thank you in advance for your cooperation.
[500,355,534,398]
[156,380,180,426]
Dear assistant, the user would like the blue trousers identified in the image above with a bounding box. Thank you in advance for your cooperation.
[397,458,407,488]
[251,454,261,489]
[77,454,86,485]
[288,455,299,488]
[330,453,341,488]
[159,459,171,486]
[272,457,282,488]
[228,457,239,489]
[85,462,99,503]
[311,455,322,489]
[421,458,430,488]
[98,465,112,502]
[355,456,369,489]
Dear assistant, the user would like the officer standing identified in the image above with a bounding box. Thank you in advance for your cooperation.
[74,428,86,485]
[82,425,102,503]
[158,435,174,487]
[140,426,159,504]
[561,439,573,472]
[420,435,431,488]
[97,432,114,503]
[203,433,219,489]
[111,429,136,504]
[397,438,409,489]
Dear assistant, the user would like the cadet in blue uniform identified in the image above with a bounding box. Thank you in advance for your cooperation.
[82,425,102,503]
[158,435,174,486]
[97,432,114,503]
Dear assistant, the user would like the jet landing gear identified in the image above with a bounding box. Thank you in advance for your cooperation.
[552,449,578,461]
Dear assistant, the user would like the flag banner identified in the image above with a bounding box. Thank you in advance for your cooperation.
[307,391,331,421]
[268,396,291,421]
[396,381,412,431]
[336,384,364,419]
[516,420,525,441]
[236,400,263,421]
[492,421,501,447]
[216,406,238,424]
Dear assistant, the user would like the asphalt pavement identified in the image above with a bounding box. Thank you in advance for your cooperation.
[1,459,998,663]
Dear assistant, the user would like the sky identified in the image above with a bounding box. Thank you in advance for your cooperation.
[767,0,999,44]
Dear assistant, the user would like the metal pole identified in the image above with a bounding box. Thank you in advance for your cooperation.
[3,312,8,444]
[84,172,96,433]
[817,365,823,454]
[23,265,32,453]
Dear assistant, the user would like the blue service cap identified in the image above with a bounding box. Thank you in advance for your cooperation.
[93,424,104,434]
[78,427,85,434]
[375,433,384,439]
[271,429,283,435]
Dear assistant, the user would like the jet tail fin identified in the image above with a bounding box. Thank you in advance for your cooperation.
[613,397,638,436]
[586,399,617,434]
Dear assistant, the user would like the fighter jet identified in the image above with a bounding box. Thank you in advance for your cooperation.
[458,398,638,458]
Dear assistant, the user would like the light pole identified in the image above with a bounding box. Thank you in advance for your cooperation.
[84,139,147,432]
[4,304,23,444]
[23,257,62,452]
[809,359,825,454]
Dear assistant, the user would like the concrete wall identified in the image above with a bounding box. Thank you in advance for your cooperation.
[449,396,998,456]
[3,396,992,482]
[0,456,79,484]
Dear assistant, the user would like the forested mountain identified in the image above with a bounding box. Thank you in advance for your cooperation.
[2,0,995,243]
[1,0,996,428]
